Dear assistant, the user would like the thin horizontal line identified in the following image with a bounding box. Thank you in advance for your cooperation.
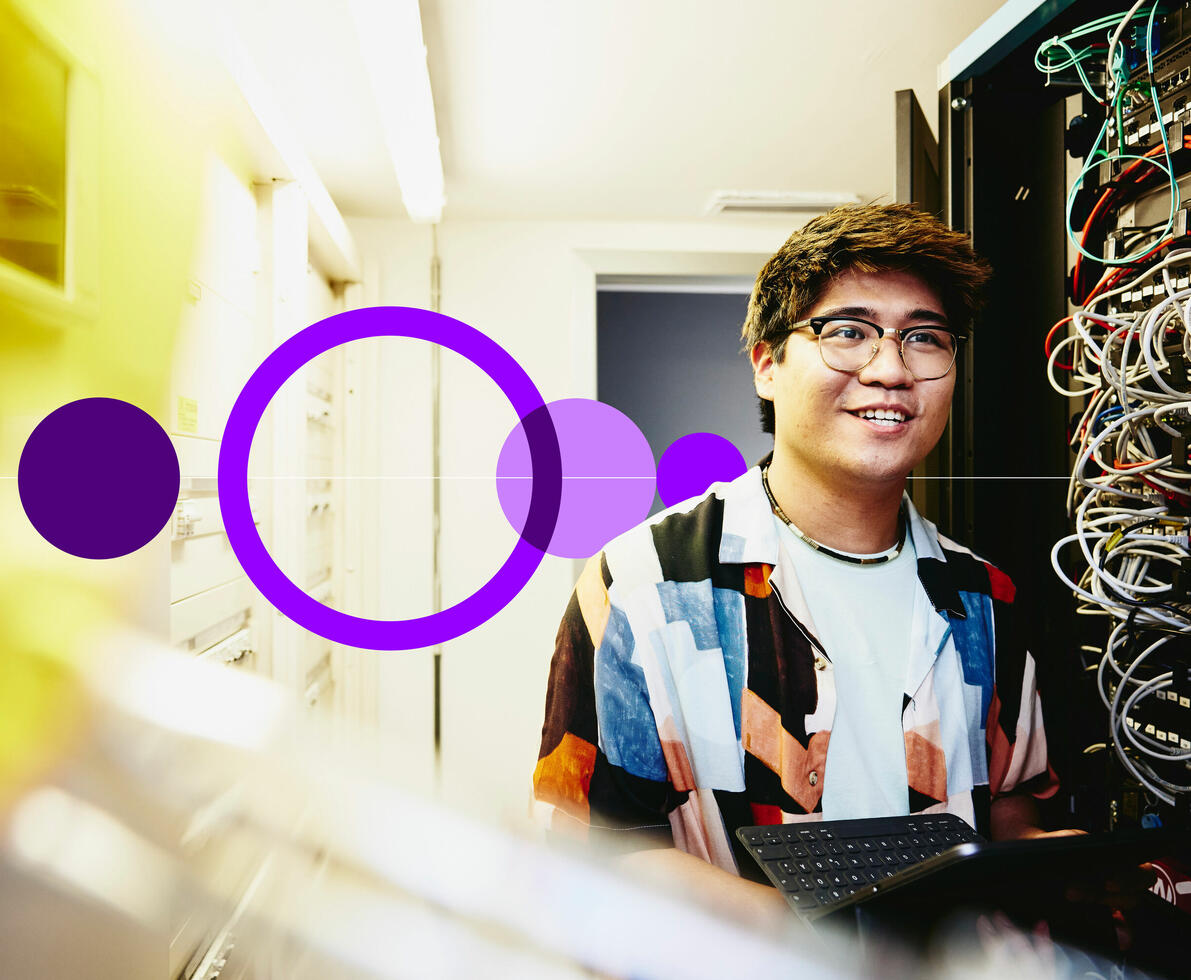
[908,475,1070,480]
[217,475,659,480]
[0,474,1075,481]
[224,474,1077,481]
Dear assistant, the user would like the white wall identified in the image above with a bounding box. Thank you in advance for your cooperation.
[348,216,795,825]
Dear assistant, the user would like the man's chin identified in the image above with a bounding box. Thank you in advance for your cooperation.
[844,461,917,489]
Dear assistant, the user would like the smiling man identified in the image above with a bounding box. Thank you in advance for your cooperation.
[532,204,1059,918]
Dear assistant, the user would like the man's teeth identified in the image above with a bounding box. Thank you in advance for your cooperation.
[857,408,906,424]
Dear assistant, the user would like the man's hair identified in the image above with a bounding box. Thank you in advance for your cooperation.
[741,203,993,434]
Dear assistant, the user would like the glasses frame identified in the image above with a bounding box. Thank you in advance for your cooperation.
[788,315,966,381]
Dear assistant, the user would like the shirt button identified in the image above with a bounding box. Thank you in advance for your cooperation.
[809,771,819,786]
[814,656,828,671]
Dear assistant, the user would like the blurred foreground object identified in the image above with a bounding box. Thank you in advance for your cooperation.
[1,632,838,979]
[1,630,1162,979]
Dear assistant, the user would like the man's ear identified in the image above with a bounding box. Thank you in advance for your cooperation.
[751,341,776,401]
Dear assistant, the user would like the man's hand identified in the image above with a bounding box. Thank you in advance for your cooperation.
[989,791,1158,950]
[989,790,1049,841]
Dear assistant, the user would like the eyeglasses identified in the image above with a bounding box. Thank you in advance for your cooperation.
[789,315,964,381]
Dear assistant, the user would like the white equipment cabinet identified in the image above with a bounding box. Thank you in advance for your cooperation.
[168,161,366,980]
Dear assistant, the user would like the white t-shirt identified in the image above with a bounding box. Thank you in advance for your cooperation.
[774,513,918,819]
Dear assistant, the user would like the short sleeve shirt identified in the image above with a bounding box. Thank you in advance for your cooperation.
[532,463,1058,876]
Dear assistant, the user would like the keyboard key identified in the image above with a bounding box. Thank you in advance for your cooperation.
[829,887,845,902]
[861,840,878,852]
[812,859,829,873]
[795,859,812,874]
[813,874,830,890]
[798,830,818,843]
[828,857,846,870]
[843,841,860,853]
[807,843,826,857]
[864,870,883,883]
[847,856,865,869]
[813,889,831,906]
[756,845,788,860]
[797,875,815,892]
[789,892,815,907]
[829,872,846,887]
[820,830,836,841]
[846,871,864,885]
[866,856,884,867]
[892,837,910,848]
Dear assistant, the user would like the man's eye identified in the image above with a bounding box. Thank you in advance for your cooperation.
[821,322,866,341]
[904,329,950,349]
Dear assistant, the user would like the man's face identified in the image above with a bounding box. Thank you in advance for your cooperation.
[751,267,955,492]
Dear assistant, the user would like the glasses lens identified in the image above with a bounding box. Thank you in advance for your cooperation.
[900,328,957,379]
[816,319,957,379]
[817,318,878,372]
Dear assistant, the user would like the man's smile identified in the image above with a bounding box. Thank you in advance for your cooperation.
[846,405,914,428]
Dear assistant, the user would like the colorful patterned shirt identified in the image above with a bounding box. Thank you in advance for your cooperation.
[532,464,1059,876]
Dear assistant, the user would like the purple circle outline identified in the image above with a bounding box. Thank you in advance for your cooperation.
[218,306,561,651]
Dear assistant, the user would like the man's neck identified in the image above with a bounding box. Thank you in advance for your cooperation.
[765,452,906,555]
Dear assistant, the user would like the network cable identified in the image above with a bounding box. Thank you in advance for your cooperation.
[1040,3,1191,814]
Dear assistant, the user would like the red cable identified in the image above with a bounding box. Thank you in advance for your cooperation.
[1073,137,1191,303]
[1046,316,1075,370]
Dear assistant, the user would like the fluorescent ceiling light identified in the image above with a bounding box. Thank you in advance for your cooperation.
[705,190,863,215]
[348,0,446,223]
[218,26,361,281]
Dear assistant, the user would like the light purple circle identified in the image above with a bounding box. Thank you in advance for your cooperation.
[657,433,748,508]
[495,398,656,559]
[218,306,562,651]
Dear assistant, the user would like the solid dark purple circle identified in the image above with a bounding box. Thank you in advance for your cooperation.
[18,397,180,559]
[217,306,561,651]
[656,432,748,508]
[495,398,657,559]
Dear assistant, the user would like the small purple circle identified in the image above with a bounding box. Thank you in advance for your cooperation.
[18,397,180,559]
[656,433,748,508]
[218,306,561,652]
[495,398,656,559]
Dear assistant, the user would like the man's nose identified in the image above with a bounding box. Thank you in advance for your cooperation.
[857,335,914,385]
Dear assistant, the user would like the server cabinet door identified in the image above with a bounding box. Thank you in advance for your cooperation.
[895,88,942,217]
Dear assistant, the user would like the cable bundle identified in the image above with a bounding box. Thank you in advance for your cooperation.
[1041,2,1191,808]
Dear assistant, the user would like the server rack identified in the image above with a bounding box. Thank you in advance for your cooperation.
[898,0,1191,837]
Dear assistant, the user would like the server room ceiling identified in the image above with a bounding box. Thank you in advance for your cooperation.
[232,0,1007,222]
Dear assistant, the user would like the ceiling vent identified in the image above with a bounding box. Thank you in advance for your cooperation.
[704,190,863,215]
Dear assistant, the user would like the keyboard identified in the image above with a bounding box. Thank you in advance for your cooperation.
[736,812,983,920]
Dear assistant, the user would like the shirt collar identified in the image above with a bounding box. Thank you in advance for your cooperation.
[717,455,965,619]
